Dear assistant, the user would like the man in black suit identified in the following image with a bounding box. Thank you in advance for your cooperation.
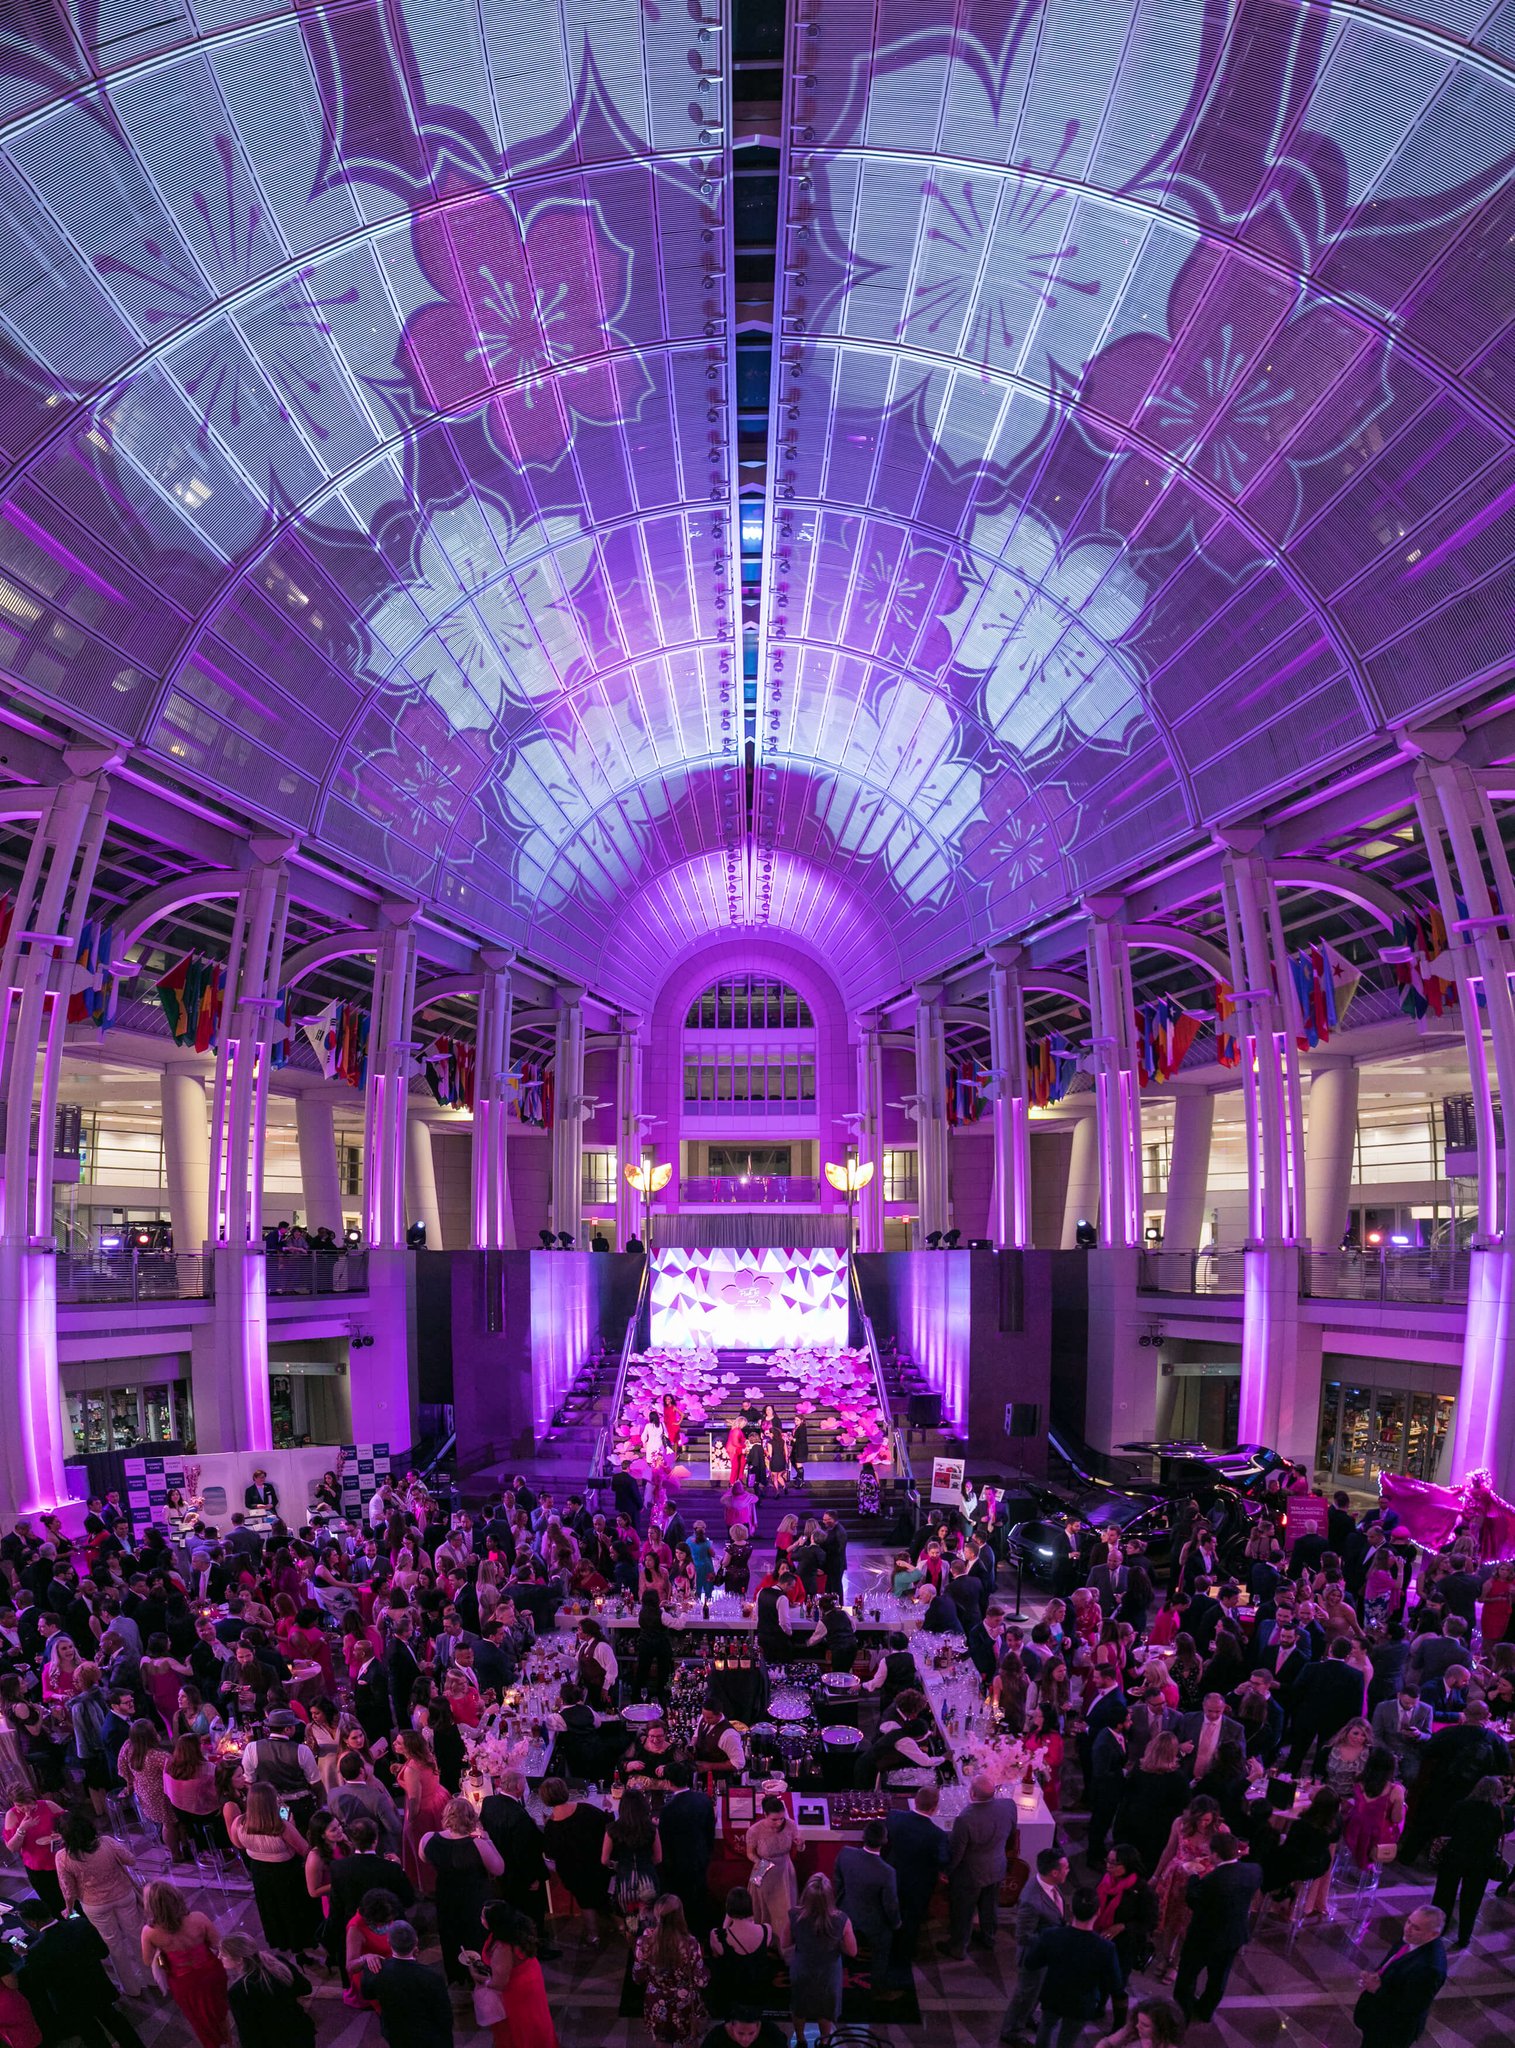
[1173,1831,1262,2022]
[884,1782,949,1965]
[244,1469,279,1511]
[1086,1706,1131,1864]
[1399,1703,1512,1862]
[480,1769,554,1942]
[326,1828,416,1960]
[1353,1905,1449,2048]
[657,1762,717,1935]
[945,1561,985,1632]
[353,1646,395,1745]
[385,1619,421,1729]
[835,1820,901,1994]
[14,1897,146,2048]
[1285,1638,1365,1772]
[1184,1580,1223,1656]
[1022,1886,1121,2048]
[1078,1669,1127,1785]
[365,1920,453,2048]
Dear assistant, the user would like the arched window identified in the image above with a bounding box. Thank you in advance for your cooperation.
[682,976,816,1112]
[684,976,812,1031]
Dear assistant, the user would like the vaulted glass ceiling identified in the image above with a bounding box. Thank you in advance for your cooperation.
[0,0,1512,1010]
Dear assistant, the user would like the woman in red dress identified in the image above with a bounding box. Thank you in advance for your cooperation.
[140,1881,230,2048]
[473,1903,558,2048]
[396,1730,448,1894]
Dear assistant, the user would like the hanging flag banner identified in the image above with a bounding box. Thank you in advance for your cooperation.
[334,1004,369,1088]
[510,1059,554,1126]
[154,954,226,1051]
[1134,995,1205,1085]
[269,988,296,1069]
[1214,983,1240,1068]
[303,1000,339,1077]
[67,921,119,1032]
[420,1034,476,1110]
[1388,908,1458,1020]
[1289,940,1361,1049]
[945,1056,986,1125]
[1027,1032,1078,1107]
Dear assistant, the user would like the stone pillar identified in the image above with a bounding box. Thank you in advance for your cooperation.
[1304,1062,1359,1255]
[347,1247,416,1454]
[161,1068,211,1256]
[987,947,1031,1248]
[1061,1107,1101,1249]
[295,1095,344,1237]
[1414,749,1515,1489]
[1222,846,1309,1456]
[1084,907,1143,1247]
[406,1116,442,1248]
[0,752,115,1513]
[1163,1090,1215,1251]
[549,985,586,1243]
[363,906,419,1251]
[854,1011,886,1253]
[471,951,515,1250]
[912,983,950,1243]
[613,1008,642,1251]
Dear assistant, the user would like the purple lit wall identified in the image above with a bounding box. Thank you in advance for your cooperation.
[0,4,1510,1000]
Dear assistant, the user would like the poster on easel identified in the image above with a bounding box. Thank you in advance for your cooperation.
[930,1456,966,1507]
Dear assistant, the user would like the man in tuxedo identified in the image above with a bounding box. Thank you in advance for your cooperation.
[1369,1687,1433,1776]
[998,1848,1068,2043]
[1353,1906,1448,2048]
[1086,1706,1131,1864]
[1173,1831,1262,2022]
[1285,1638,1365,1771]
[480,1769,555,1944]
[1251,1618,1309,1692]
[884,1782,949,1965]
[658,1762,717,1936]
[835,1820,901,1993]
[1078,1669,1128,1785]
[1178,1694,1245,1780]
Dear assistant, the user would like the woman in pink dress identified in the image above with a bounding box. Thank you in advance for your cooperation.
[1342,1752,1405,1870]
[396,1730,448,1894]
[724,1422,747,1486]
[141,1881,230,2048]
[474,1903,558,2048]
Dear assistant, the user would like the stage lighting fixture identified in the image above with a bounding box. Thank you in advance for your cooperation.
[538,1228,557,1249]
[1075,1219,1098,1249]
[556,1231,575,1250]
[343,1226,362,1248]
[405,1222,427,1248]
[925,1230,943,1248]
[943,1228,961,1248]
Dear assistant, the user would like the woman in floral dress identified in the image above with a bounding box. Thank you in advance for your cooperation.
[632,1895,707,2046]
[1152,1795,1221,1977]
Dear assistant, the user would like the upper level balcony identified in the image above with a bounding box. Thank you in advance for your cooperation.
[678,1175,820,1205]
[1139,1245,1471,1305]
[55,1246,371,1306]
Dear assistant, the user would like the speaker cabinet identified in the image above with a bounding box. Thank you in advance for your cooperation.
[1005,1402,1041,1439]
[907,1392,943,1428]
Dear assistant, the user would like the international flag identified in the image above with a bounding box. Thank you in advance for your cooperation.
[1027,1032,1077,1107]
[946,1058,985,1124]
[67,920,96,1024]
[1388,910,1457,1019]
[1214,983,1240,1068]
[269,988,295,1069]
[302,1000,339,1078]
[155,953,194,1045]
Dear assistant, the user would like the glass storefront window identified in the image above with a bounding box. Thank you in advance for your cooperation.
[173,1382,195,1449]
[1317,1382,1341,1475]
[143,1384,173,1443]
[109,1388,143,1450]
[1336,1386,1372,1478]
[1369,1391,1405,1480]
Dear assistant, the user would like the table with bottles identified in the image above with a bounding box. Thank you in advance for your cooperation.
[571,1588,927,1635]
[914,1639,1058,1860]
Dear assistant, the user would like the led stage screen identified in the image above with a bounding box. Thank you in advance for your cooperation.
[649,1247,849,1351]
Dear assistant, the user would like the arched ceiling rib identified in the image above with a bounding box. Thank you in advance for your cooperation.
[0,0,1511,1010]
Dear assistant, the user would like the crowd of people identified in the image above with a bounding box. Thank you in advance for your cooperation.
[0,1459,1502,2048]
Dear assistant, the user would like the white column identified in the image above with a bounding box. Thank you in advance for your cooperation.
[406,1116,442,1247]
[1414,750,1515,1490]
[1163,1091,1215,1250]
[855,1010,886,1253]
[471,951,515,1250]
[1304,1062,1358,1255]
[549,985,586,1242]
[363,906,419,1251]
[161,1068,210,1255]
[1222,847,1307,1457]
[1084,908,1143,1247]
[295,1094,344,1237]
[0,752,115,1514]
[613,1008,642,1250]
[1061,1107,1101,1248]
[912,983,949,1242]
[987,947,1031,1248]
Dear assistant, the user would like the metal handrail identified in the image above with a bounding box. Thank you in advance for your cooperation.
[598,1255,650,1481]
[848,1260,898,1481]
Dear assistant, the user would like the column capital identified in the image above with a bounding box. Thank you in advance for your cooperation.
[987,941,1026,971]
[1082,892,1126,922]
[855,1008,881,1033]
[1397,723,1466,764]
[554,982,586,1011]
[1214,824,1268,857]
[477,946,517,974]
[913,981,944,1007]
[378,897,421,928]
[616,1006,642,1034]
[61,743,124,778]
[247,834,295,866]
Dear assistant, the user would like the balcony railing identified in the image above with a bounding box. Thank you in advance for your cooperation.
[1139,1246,1470,1305]
[681,1096,817,1118]
[58,1251,210,1304]
[679,1175,820,1204]
[56,1247,370,1305]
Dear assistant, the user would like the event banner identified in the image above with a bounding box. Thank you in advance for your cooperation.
[123,1454,189,1533]
[930,1456,966,1507]
[339,1442,391,1512]
[650,1247,848,1350]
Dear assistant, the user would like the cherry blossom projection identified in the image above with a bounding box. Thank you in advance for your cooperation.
[0,3,1512,1003]
[649,1248,849,1351]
